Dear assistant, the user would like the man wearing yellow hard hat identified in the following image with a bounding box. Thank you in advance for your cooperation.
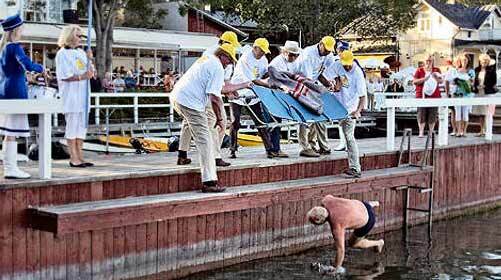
[329,50,367,178]
[178,31,243,168]
[230,37,277,159]
[295,35,337,158]
[171,43,251,193]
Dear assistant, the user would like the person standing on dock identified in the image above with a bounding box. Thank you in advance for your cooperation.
[229,38,275,159]
[0,14,46,179]
[56,25,96,168]
[295,36,337,158]
[307,195,384,275]
[177,31,242,167]
[171,43,250,193]
[330,51,366,178]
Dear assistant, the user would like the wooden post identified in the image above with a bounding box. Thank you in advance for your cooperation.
[486,110,493,141]
[133,96,139,124]
[95,95,100,125]
[438,106,448,146]
[38,113,52,179]
[386,107,395,150]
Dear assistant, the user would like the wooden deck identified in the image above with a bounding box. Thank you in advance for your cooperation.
[1,134,499,188]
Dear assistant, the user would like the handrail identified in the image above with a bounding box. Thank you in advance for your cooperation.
[383,95,501,150]
[0,99,64,179]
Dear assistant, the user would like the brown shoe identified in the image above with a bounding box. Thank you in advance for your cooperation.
[299,149,320,158]
[343,168,361,178]
[267,151,278,158]
[177,157,192,165]
[201,182,226,193]
[275,150,289,158]
[215,158,231,167]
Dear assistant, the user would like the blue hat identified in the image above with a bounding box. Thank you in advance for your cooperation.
[336,41,350,51]
[1,14,23,32]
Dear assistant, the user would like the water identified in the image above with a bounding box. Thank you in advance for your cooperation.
[182,208,501,280]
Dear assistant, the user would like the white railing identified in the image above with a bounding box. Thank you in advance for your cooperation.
[91,92,173,125]
[383,95,501,150]
[0,99,64,179]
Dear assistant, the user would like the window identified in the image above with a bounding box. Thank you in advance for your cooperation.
[418,13,431,32]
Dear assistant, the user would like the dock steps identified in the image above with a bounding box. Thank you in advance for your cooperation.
[29,166,432,236]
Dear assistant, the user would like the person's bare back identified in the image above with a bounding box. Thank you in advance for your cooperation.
[307,195,384,275]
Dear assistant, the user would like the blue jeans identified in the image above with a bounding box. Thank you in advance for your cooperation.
[262,107,281,153]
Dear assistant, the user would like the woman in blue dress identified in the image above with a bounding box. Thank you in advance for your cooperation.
[0,14,45,179]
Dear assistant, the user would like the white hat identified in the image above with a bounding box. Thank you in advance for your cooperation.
[281,40,301,54]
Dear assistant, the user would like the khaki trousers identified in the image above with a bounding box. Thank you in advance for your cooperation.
[298,122,330,151]
[174,102,218,182]
[179,103,226,159]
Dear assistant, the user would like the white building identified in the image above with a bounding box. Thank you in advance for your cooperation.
[399,0,501,68]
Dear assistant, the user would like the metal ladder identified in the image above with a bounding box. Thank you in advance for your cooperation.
[394,128,435,238]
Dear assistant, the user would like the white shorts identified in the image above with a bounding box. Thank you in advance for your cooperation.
[0,114,30,137]
[64,112,87,139]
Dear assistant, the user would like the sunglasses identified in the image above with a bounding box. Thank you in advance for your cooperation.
[77,35,86,39]
[288,53,299,58]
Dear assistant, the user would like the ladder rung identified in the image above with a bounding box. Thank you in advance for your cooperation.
[394,186,409,191]
[418,188,433,193]
[406,207,431,213]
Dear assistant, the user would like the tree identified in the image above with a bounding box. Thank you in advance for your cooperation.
[79,0,167,79]
[185,0,418,45]
[121,0,167,29]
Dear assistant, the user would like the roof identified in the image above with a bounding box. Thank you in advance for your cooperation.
[0,22,219,51]
[424,0,496,30]
[187,6,249,37]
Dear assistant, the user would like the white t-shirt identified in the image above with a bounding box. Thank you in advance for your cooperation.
[171,54,224,112]
[203,44,234,80]
[230,49,268,105]
[55,48,89,113]
[269,54,299,73]
[296,44,335,81]
[330,61,367,113]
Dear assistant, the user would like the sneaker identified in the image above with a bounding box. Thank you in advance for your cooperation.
[334,144,346,151]
[318,148,332,155]
[215,158,231,167]
[267,151,278,159]
[177,157,192,165]
[343,168,361,178]
[275,150,289,158]
[299,149,320,158]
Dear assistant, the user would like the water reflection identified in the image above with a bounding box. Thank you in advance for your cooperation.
[183,208,501,280]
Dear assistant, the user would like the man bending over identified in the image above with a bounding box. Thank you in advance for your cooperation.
[307,195,385,274]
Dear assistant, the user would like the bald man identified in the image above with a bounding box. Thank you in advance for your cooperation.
[307,195,384,274]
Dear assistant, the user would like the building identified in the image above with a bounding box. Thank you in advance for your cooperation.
[399,0,501,68]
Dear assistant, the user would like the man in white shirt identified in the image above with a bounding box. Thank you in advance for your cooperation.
[178,31,241,167]
[330,51,367,178]
[265,40,302,158]
[295,36,336,158]
[229,38,274,159]
[171,43,249,193]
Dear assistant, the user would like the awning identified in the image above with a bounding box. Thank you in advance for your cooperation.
[0,22,219,52]
[355,54,391,69]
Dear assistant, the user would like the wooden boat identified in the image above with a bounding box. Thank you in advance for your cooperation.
[97,135,169,152]
[59,139,136,153]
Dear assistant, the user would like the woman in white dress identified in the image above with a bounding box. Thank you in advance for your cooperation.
[0,14,45,179]
[55,25,95,168]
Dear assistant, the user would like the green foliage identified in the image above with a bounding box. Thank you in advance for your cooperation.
[185,0,418,44]
[121,0,168,29]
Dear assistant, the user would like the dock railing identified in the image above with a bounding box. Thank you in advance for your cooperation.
[383,95,501,150]
[0,99,64,179]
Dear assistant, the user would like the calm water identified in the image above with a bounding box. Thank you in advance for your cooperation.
[183,208,501,280]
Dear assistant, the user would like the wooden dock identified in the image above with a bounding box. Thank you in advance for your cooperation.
[1,136,501,279]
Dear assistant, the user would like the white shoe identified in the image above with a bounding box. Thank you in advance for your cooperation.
[3,141,31,179]
[334,144,346,151]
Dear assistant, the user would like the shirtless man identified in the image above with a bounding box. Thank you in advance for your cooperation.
[307,195,385,274]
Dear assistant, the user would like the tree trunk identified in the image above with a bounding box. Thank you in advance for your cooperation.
[92,0,119,80]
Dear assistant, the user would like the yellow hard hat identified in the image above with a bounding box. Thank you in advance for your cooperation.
[321,36,335,52]
[219,43,237,62]
[253,38,271,54]
[220,31,241,48]
[340,50,354,66]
